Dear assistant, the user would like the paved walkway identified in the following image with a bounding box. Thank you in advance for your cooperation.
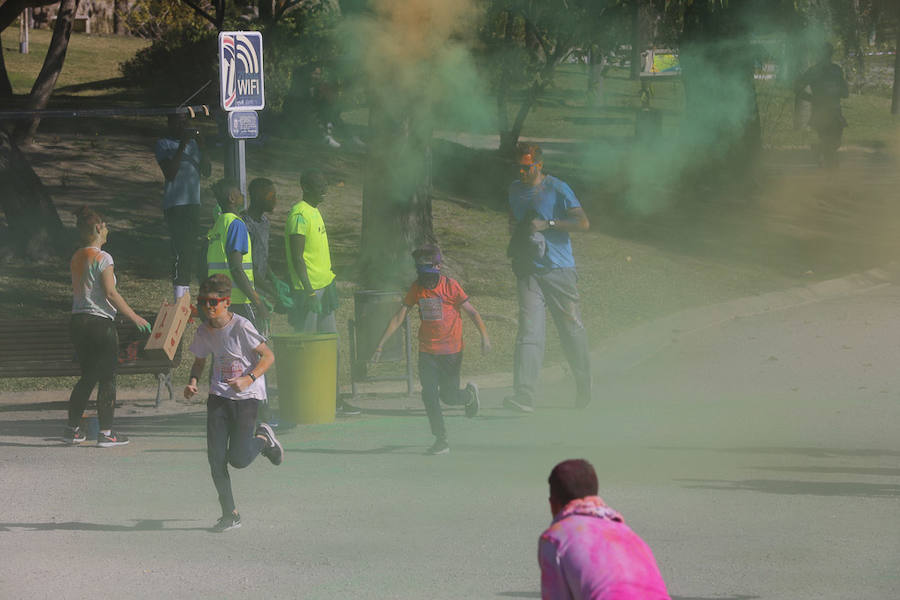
[2,266,898,599]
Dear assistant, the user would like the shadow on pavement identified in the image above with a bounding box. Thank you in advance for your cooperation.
[755,465,900,477]
[0,440,74,448]
[0,413,206,439]
[652,446,900,458]
[0,401,69,413]
[678,478,900,498]
[358,408,427,417]
[0,519,209,532]
[293,445,416,455]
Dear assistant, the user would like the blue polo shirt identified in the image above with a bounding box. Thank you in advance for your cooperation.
[508,175,580,269]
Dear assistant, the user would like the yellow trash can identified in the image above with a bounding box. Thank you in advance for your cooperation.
[272,333,337,424]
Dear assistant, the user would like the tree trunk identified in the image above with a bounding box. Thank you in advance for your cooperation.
[359,98,435,290]
[892,10,900,115]
[112,0,122,34]
[629,0,652,80]
[13,0,81,146]
[499,79,543,157]
[0,128,65,259]
[0,42,14,98]
[499,39,570,158]
[679,2,762,182]
[496,9,514,153]
[587,45,606,107]
[258,0,272,24]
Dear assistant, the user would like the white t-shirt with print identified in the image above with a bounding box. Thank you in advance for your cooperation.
[71,247,116,320]
[189,314,267,401]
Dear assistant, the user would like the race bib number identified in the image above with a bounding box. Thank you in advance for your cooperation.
[418,297,442,321]
[216,358,244,382]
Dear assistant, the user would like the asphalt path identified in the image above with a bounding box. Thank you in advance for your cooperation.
[2,278,899,599]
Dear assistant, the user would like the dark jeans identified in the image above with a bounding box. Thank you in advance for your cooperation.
[513,268,591,407]
[419,351,471,441]
[68,313,118,430]
[207,395,265,515]
[164,204,200,287]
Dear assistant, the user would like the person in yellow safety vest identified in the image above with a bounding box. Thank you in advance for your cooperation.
[284,169,360,416]
[208,178,270,329]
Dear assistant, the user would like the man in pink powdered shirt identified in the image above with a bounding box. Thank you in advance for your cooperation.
[538,459,671,600]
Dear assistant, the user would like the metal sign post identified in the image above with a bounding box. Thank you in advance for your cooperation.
[218,31,264,207]
[19,8,29,54]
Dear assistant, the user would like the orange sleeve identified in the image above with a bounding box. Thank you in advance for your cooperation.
[403,283,419,307]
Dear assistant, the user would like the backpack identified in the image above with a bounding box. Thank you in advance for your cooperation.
[507,213,551,277]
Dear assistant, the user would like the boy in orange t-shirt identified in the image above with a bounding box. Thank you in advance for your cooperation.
[373,245,491,455]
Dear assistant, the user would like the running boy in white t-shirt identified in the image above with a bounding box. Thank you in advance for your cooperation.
[184,274,283,532]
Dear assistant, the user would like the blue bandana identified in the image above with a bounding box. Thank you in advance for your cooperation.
[416,264,440,274]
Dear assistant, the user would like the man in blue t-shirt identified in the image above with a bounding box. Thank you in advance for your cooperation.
[156,114,211,301]
[208,179,269,330]
[505,143,592,412]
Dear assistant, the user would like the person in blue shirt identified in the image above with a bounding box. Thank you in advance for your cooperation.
[505,143,592,412]
[155,114,211,301]
[208,178,269,330]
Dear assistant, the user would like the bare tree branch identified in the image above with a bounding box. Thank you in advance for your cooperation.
[176,0,218,27]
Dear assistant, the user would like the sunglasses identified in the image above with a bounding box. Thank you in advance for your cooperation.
[518,163,536,173]
[198,296,230,307]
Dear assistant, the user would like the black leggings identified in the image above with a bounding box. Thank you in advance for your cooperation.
[207,395,265,515]
[68,313,119,430]
[164,204,201,287]
[419,351,471,441]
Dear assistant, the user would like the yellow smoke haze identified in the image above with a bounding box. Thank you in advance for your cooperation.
[351,0,480,109]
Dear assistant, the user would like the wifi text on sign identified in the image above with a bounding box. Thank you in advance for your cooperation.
[218,31,265,111]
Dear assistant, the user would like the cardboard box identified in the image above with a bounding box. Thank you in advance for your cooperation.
[144,293,191,361]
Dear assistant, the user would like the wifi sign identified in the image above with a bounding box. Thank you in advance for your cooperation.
[218,31,265,111]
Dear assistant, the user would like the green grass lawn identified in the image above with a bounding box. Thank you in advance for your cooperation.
[1,28,148,95]
[2,33,899,396]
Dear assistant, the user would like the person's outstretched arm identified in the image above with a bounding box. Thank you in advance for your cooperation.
[372,305,410,362]
[100,266,150,332]
[461,300,491,354]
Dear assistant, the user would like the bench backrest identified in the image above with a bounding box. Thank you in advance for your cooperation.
[0,315,182,378]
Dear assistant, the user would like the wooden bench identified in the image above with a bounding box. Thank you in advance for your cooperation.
[0,315,182,407]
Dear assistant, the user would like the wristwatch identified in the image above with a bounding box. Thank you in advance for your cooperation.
[548,219,557,229]
[248,372,257,382]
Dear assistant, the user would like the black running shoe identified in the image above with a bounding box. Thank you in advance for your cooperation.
[96,431,130,447]
[464,382,480,418]
[427,438,450,455]
[212,512,241,532]
[256,423,284,466]
[63,425,86,445]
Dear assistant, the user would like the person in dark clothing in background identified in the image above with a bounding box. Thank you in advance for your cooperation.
[796,42,849,169]
[156,114,211,301]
